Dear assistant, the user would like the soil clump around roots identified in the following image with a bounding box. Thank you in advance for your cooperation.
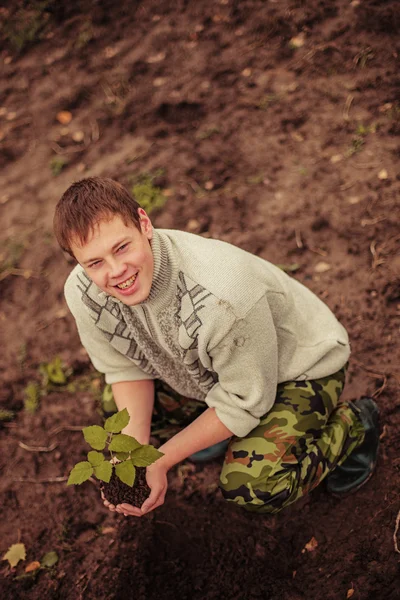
[101,468,150,508]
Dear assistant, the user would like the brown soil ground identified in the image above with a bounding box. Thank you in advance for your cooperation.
[1,1,400,598]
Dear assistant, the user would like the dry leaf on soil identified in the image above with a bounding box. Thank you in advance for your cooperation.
[301,536,318,553]
[147,52,166,63]
[56,111,72,125]
[2,543,26,568]
[314,262,331,273]
[25,561,41,573]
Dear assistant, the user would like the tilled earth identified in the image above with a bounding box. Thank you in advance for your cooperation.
[0,1,399,599]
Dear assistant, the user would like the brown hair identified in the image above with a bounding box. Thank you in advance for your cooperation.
[53,177,141,256]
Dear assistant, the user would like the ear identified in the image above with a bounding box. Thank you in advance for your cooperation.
[138,208,153,239]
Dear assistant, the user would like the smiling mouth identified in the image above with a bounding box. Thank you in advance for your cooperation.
[115,274,137,289]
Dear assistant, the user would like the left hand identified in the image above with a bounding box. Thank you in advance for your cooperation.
[117,461,168,517]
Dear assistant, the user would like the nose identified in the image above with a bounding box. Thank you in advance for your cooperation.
[108,257,126,281]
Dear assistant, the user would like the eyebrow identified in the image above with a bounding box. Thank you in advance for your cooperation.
[83,238,130,266]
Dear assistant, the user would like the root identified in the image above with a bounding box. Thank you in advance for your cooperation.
[394,508,400,554]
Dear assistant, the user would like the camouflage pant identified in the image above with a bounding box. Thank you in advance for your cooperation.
[151,369,365,514]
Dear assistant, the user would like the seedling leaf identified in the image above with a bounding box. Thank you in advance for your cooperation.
[130,445,164,467]
[104,408,130,433]
[41,551,58,568]
[109,434,141,453]
[115,461,136,487]
[2,543,26,568]
[83,425,108,450]
[94,460,112,483]
[67,461,93,485]
[115,452,130,461]
[87,451,105,467]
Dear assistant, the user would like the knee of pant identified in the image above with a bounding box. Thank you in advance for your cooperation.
[219,469,298,514]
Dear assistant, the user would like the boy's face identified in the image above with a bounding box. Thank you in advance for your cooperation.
[71,211,154,306]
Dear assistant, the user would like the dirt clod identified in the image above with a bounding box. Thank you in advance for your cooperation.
[100,468,150,508]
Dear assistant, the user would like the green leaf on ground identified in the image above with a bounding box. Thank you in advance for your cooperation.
[40,356,68,385]
[41,551,58,568]
[23,382,40,414]
[2,543,26,568]
[130,445,164,467]
[83,425,108,450]
[115,461,136,487]
[102,384,117,413]
[109,434,141,453]
[0,408,15,422]
[94,460,112,483]
[104,408,130,433]
[67,461,93,485]
[87,450,105,466]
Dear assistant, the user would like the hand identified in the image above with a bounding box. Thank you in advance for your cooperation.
[117,462,169,518]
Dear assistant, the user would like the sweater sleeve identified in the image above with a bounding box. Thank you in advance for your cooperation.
[205,294,278,438]
[64,275,153,385]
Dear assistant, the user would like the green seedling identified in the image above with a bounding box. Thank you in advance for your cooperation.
[346,137,364,157]
[101,383,118,415]
[5,1,51,52]
[257,94,279,111]
[196,126,220,140]
[68,409,163,487]
[0,409,15,422]
[23,382,41,414]
[39,356,71,387]
[49,156,68,176]
[130,172,167,214]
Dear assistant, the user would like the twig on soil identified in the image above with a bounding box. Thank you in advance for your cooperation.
[369,241,386,269]
[14,476,67,483]
[361,216,387,227]
[50,141,89,155]
[295,229,303,249]
[379,424,388,441]
[343,94,354,121]
[48,424,86,437]
[90,118,100,142]
[19,441,58,452]
[0,267,41,282]
[394,508,400,554]
[308,246,328,257]
[339,182,356,191]
[351,358,388,397]
[352,162,382,170]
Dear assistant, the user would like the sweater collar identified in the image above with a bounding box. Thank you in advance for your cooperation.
[144,229,177,307]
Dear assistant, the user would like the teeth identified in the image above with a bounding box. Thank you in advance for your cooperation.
[116,274,136,289]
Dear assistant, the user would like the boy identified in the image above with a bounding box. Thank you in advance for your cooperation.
[54,177,380,518]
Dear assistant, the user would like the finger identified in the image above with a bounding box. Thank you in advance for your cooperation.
[119,503,142,517]
[141,489,165,514]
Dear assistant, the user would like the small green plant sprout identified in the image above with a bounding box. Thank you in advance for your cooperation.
[130,171,167,214]
[23,382,41,414]
[68,409,163,488]
[39,356,71,387]
[49,156,68,176]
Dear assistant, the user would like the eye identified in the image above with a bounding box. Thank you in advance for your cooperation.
[88,260,102,269]
[116,243,129,253]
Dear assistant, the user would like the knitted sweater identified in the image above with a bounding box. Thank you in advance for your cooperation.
[64,229,350,437]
